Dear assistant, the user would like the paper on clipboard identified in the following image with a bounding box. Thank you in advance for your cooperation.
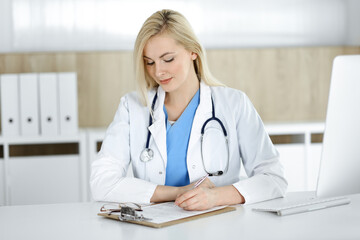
[98,202,236,228]
[137,202,228,224]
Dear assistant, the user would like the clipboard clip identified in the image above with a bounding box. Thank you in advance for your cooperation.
[100,203,152,222]
[117,206,151,221]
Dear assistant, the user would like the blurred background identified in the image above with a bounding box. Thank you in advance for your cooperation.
[0,0,359,125]
[0,0,359,205]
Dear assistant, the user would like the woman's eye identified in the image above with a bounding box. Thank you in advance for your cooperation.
[164,58,174,63]
[146,61,154,66]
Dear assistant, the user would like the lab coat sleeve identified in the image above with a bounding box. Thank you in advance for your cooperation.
[90,95,157,204]
[232,93,287,204]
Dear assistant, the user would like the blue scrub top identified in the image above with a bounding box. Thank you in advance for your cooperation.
[164,89,200,187]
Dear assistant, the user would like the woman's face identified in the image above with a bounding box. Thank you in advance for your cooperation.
[143,34,197,93]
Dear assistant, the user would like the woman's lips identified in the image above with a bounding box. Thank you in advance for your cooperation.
[159,77,172,84]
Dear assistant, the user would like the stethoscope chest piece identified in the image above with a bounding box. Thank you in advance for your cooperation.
[140,148,154,162]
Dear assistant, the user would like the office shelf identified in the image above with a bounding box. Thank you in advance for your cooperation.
[0,131,87,206]
[265,122,325,191]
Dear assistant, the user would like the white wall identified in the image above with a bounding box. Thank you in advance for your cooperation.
[0,0,13,53]
[198,0,348,48]
[346,0,360,46]
[0,0,359,53]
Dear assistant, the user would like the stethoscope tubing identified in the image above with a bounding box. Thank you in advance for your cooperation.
[140,90,229,176]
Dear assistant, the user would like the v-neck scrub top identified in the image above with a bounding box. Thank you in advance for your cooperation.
[163,89,200,187]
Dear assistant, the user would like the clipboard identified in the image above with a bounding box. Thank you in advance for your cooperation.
[98,202,236,228]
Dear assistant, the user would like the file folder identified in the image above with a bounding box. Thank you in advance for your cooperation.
[0,74,21,136]
[58,72,78,135]
[39,73,59,136]
[19,73,40,136]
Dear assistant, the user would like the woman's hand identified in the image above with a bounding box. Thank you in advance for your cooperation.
[175,180,245,211]
[175,177,217,211]
[189,177,215,190]
[175,187,218,211]
[150,178,214,203]
[151,178,244,209]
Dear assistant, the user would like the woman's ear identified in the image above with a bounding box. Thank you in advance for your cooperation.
[191,52,198,60]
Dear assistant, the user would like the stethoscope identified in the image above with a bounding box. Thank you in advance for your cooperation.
[139,91,229,176]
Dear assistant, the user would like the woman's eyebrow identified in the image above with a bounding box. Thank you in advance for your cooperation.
[143,52,175,60]
[159,52,175,58]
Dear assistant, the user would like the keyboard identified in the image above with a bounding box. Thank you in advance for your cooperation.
[252,196,351,216]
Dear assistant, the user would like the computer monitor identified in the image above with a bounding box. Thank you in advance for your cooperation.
[317,55,360,198]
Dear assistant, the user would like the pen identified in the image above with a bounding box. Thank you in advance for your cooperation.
[193,174,209,189]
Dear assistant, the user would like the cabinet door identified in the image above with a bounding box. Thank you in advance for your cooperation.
[275,144,306,191]
[0,159,5,205]
[8,155,81,205]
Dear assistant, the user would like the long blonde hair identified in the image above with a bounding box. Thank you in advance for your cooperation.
[134,9,223,106]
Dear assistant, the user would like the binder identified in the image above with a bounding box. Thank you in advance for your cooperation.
[39,73,59,136]
[19,73,40,136]
[58,72,78,135]
[98,202,236,228]
[0,74,21,136]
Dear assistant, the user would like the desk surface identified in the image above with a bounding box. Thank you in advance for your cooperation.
[1,192,359,240]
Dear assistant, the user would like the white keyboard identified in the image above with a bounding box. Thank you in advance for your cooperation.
[252,196,351,216]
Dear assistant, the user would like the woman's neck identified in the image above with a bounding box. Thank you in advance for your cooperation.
[164,77,200,121]
[166,82,199,105]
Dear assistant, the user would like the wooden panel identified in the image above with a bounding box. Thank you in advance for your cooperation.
[0,47,359,127]
[0,53,77,73]
[9,143,79,157]
[207,46,360,122]
[76,51,135,126]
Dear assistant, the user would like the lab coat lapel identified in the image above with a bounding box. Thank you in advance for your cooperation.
[188,82,213,154]
[148,87,167,168]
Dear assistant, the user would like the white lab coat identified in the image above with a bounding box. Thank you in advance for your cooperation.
[90,82,287,204]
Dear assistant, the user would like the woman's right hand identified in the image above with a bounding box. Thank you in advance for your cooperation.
[150,177,215,203]
[175,177,218,210]
[177,177,215,197]
[192,177,215,189]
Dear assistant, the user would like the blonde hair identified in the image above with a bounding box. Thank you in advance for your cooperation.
[134,9,224,106]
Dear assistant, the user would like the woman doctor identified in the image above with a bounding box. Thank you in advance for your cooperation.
[90,9,287,211]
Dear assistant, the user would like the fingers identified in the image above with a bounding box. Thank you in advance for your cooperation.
[175,187,216,211]
[175,188,197,206]
[175,178,217,211]
[177,195,200,211]
[181,198,210,211]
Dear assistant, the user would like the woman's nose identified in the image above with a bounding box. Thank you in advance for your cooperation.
[155,63,166,78]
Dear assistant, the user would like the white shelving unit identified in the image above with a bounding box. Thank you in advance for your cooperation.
[85,128,106,201]
[0,153,5,205]
[265,122,325,191]
[0,132,87,206]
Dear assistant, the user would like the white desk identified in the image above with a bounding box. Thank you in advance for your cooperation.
[0,192,359,240]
